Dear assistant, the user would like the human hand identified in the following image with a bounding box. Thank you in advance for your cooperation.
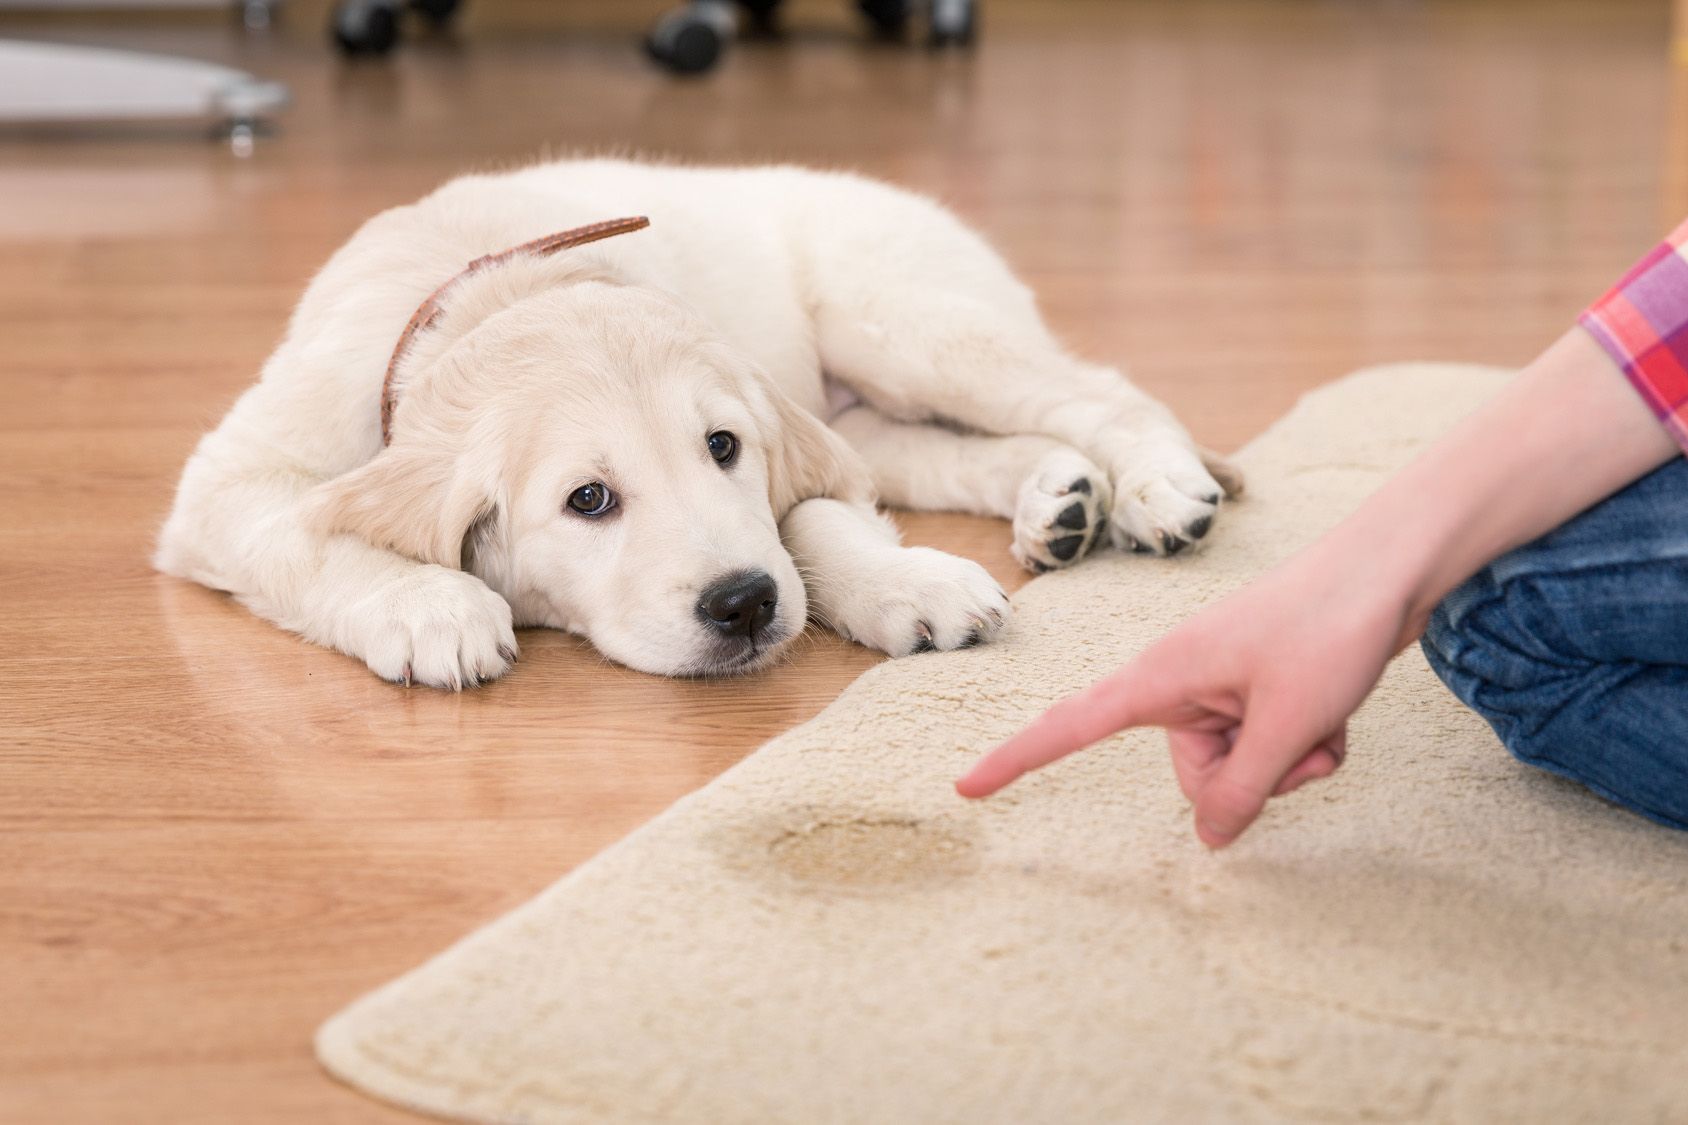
[955,540,1415,848]
[958,330,1684,848]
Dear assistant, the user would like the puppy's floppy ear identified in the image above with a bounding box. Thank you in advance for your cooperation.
[309,443,501,571]
[762,385,876,518]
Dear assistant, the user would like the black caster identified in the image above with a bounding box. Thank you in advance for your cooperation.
[331,0,462,58]
[646,0,976,75]
[927,0,976,47]
[332,0,399,55]
[858,0,909,40]
[647,1,735,75]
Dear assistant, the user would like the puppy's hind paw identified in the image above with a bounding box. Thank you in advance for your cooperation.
[1107,443,1227,557]
[1011,448,1111,574]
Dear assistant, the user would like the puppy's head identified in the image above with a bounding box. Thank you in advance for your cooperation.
[314,270,869,676]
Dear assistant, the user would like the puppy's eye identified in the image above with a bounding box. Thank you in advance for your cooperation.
[707,430,738,467]
[565,482,615,517]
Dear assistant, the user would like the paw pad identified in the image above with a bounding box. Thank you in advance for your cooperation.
[1048,534,1085,561]
[1014,450,1111,574]
[1054,501,1088,530]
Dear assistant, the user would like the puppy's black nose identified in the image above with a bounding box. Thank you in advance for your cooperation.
[698,570,778,637]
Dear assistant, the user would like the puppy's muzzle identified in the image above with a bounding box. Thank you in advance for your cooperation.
[697,570,779,638]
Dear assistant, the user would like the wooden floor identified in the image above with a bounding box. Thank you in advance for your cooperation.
[1,1,1682,1120]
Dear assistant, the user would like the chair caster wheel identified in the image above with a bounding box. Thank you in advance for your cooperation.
[927,0,975,47]
[857,0,909,40]
[332,0,400,55]
[648,2,734,74]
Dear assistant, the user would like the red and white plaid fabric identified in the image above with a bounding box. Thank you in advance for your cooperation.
[1579,218,1688,454]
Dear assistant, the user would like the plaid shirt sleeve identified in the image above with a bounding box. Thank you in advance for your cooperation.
[1578,218,1688,453]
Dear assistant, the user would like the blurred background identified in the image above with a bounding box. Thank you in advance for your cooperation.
[6,0,1685,446]
[4,3,1686,1121]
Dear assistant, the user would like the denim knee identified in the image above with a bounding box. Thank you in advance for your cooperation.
[1422,571,1688,830]
[1420,572,1572,754]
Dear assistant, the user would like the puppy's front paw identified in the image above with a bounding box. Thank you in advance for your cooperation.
[831,547,1011,657]
[1012,448,1112,574]
[1107,441,1228,557]
[349,566,518,690]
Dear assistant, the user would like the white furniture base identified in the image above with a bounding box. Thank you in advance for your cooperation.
[0,39,288,151]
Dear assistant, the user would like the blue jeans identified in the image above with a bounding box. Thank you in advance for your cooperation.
[1420,456,1688,830]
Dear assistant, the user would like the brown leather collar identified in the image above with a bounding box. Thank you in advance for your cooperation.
[379,216,651,446]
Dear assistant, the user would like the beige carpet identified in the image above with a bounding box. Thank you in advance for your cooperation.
[317,365,1688,1124]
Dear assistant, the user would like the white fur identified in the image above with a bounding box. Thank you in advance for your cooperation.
[157,159,1237,687]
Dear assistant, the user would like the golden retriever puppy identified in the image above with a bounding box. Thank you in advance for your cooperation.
[157,159,1239,687]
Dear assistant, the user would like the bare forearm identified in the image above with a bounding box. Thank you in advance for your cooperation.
[1315,328,1679,646]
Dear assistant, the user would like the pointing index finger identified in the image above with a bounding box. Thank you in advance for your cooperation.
[954,663,1171,798]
